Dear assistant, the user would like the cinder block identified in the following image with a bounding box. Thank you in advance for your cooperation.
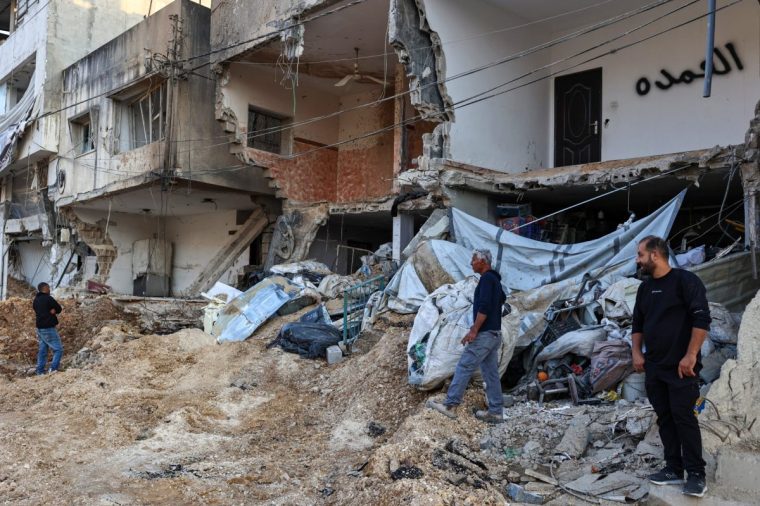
[716,447,760,494]
[326,345,343,365]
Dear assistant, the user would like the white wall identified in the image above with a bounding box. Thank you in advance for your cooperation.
[224,63,341,146]
[73,208,158,294]
[422,0,551,172]
[423,0,759,172]
[546,0,759,165]
[73,208,249,296]
[15,241,53,289]
[165,210,247,295]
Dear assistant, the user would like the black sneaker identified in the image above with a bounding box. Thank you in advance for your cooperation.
[683,474,707,497]
[648,467,685,485]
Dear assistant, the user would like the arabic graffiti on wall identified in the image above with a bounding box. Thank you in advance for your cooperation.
[635,43,743,96]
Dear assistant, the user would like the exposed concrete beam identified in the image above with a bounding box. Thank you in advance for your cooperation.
[399,146,745,199]
[185,206,269,295]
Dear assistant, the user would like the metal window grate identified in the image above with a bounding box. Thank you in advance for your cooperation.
[342,275,385,346]
[247,107,283,153]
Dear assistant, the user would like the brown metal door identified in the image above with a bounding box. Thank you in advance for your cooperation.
[554,68,602,167]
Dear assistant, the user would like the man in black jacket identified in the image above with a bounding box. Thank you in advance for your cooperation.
[32,282,63,375]
[632,236,710,498]
[427,249,506,423]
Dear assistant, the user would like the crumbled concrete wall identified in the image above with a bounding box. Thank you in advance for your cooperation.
[209,0,338,64]
[704,289,760,450]
[398,146,742,200]
[388,0,452,122]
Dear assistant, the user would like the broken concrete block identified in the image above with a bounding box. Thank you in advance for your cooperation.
[565,471,640,496]
[506,483,544,504]
[716,447,760,494]
[326,345,344,365]
[555,414,590,458]
[522,440,542,456]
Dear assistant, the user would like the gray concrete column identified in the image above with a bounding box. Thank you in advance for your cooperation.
[392,213,414,262]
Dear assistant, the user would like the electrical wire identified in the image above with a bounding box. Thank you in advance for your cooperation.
[174,0,677,150]
[218,0,623,67]
[270,0,743,163]
[181,0,373,63]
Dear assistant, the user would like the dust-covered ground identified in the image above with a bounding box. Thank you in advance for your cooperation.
[0,299,750,505]
[0,300,536,505]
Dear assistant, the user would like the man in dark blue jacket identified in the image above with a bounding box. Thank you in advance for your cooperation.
[428,249,506,423]
[32,282,63,375]
[632,236,710,498]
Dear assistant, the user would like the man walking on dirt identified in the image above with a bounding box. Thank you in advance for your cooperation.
[427,249,506,423]
[632,236,710,498]
[33,282,63,375]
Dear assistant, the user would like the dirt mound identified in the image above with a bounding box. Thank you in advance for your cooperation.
[0,296,138,376]
[6,277,35,298]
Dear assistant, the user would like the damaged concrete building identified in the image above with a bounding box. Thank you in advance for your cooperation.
[52,0,276,297]
[207,0,759,305]
[1,0,758,304]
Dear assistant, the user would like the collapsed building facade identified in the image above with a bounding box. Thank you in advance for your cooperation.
[209,0,760,307]
[0,0,758,303]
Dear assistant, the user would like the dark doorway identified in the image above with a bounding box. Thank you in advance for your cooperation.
[554,68,602,167]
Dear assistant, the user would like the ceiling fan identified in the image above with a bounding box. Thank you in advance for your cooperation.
[334,47,387,87]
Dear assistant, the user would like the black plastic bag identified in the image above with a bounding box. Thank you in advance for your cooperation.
[268,322,342,359]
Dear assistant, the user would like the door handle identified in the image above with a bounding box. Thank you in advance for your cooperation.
[590,121,599,135]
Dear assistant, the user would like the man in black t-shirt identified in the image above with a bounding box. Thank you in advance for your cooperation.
[632,236,711,498]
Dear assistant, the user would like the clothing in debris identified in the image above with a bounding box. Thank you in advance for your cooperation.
[445,330,504,415]
[631,268,711,368]
[473,270,506,332]
[632,268,710,479]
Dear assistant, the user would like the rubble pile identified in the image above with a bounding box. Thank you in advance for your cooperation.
[0,296,137,377]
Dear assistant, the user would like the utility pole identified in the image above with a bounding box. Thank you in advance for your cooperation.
[146,13,184,192]
[162,13,183,191]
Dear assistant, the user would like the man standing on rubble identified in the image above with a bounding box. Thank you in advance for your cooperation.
[427,249,506,424]
[632,236,710,498]
[33,282,63,375]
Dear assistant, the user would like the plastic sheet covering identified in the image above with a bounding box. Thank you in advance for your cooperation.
[385,240,474,314]
[675,245,706,268]
[708,302,738,344]
[214,276,302,343]
[0,74,38,174]
[450,190,685,291]
[317,274,356,299]
[535,327,607,362]
[600,278,642,319]
[589,340,634,393]
[406,277,518,390]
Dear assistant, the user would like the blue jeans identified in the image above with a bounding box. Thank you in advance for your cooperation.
[36,328,63,375]
[445,330,503,415]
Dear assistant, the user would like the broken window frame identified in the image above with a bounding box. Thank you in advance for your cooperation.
[247,106,286,155]
[127,82,167,150]
[12,0,38,30]
[69,111,95,156]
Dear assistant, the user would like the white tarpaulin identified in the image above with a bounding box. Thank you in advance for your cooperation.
[385,240,473,313]
[406,277,518,390]
[0,74,38,174]
[451,190,685,291]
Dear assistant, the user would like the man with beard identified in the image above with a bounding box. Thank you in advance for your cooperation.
[632,236,711,498]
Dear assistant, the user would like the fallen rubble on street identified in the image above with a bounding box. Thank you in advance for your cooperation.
[0,204,758,504]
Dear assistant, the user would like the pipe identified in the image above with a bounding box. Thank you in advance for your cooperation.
[703,0,716,97]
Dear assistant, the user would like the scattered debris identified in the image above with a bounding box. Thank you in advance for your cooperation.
[390,465,424,480]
